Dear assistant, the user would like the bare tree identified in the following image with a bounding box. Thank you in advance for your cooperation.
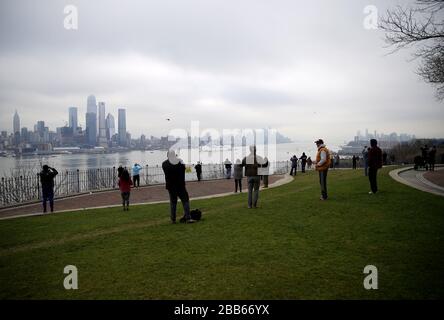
[380,0,444,99]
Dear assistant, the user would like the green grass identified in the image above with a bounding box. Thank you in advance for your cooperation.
[1,167,444,299]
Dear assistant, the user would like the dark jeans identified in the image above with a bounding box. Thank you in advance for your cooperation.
[290,166,297,176]
[235,179,242,192]
[364,164,368,176]
[318,170,328,199]
[247,176,260,207]
[301,163,306,173]
[197,172,202,181]
[261,175,269,187]
[168,187,191,222]
[133,175,140,187]
[42,189,54,212]
[368,167,379,193]
[429,161,435,171]
[121,192,130,207]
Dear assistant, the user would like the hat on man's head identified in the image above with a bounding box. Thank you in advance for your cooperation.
[314,139,324,145]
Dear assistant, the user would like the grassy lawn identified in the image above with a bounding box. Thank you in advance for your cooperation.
[0,167,443,299]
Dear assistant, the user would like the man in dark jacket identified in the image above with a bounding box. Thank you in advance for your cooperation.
[290,155,298,176]
[162,150,194,224]
[241,146,264,208]
[40,165,58,213]
[195,162,202,181]
[300,152,308,173]
[368,139,383,194]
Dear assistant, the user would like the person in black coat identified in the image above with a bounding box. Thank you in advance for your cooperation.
[195,162,202,181]
[162,150,194,224]
[40,165,58,213]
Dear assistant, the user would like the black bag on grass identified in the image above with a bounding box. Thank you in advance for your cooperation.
[179,209,202,223]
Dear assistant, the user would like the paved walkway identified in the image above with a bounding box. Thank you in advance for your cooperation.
[0,175,291,220]
[389,166,444,197]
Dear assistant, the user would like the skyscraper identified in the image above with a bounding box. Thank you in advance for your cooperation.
[13,110,20,134]
[118,108,127,146]
[98,102,107,145]
[68,107,78,132]
[85,112,97,146]
[106,113,115,141]
[87,95,97,114]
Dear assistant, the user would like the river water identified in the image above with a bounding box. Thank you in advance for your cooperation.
[0,141,342,175]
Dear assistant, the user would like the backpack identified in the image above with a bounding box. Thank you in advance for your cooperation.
[179,209,202,223]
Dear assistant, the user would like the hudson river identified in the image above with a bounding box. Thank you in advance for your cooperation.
[0,141,342,175]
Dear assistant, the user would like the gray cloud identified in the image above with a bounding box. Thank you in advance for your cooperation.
[0,0,443,142]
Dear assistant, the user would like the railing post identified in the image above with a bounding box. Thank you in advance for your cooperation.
[112,166,116,188]
[77,169,80,193]
[146,164,149,186]
[37,173,40,200]
[66,170,69,195]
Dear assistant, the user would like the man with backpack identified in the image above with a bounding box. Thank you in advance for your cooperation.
[314,139,331,200]
[162,150,195,224]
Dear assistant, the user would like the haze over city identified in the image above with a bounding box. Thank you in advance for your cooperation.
[0,0,443,142]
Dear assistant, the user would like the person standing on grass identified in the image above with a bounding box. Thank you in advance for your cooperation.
[162,150,195,224]
[429,146,437,171]
[259,157,269,188]
[313,139,331,200]
[307,157,313,170]
[195,161,202,181]
[233,159,243,193]
[300,152,308,173]
[132,163,143,188]
[242,145,264,209]
[362,146,369,176]
[290,155,298,176]
[40,165,58,213]
[368,139,383,194]
[118,169,133,211]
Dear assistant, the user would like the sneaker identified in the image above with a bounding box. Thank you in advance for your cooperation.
[248,206,252,209]
[171,220,176,224]
[186,219,196,224]
[368,191,373,194]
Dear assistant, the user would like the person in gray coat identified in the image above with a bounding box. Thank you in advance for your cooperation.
[233,159,243,193]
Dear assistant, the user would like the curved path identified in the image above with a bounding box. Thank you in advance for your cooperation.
[389,166,444,197]
[0,175,292,220]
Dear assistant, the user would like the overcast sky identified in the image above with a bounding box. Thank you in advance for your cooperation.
[0,0,443,143]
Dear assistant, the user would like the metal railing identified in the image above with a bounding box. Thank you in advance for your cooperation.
[0,161,290,207]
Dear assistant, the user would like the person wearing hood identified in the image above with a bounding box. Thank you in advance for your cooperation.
[162,150,195,224]
[233,159,243,193]
[313,139,331,200]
